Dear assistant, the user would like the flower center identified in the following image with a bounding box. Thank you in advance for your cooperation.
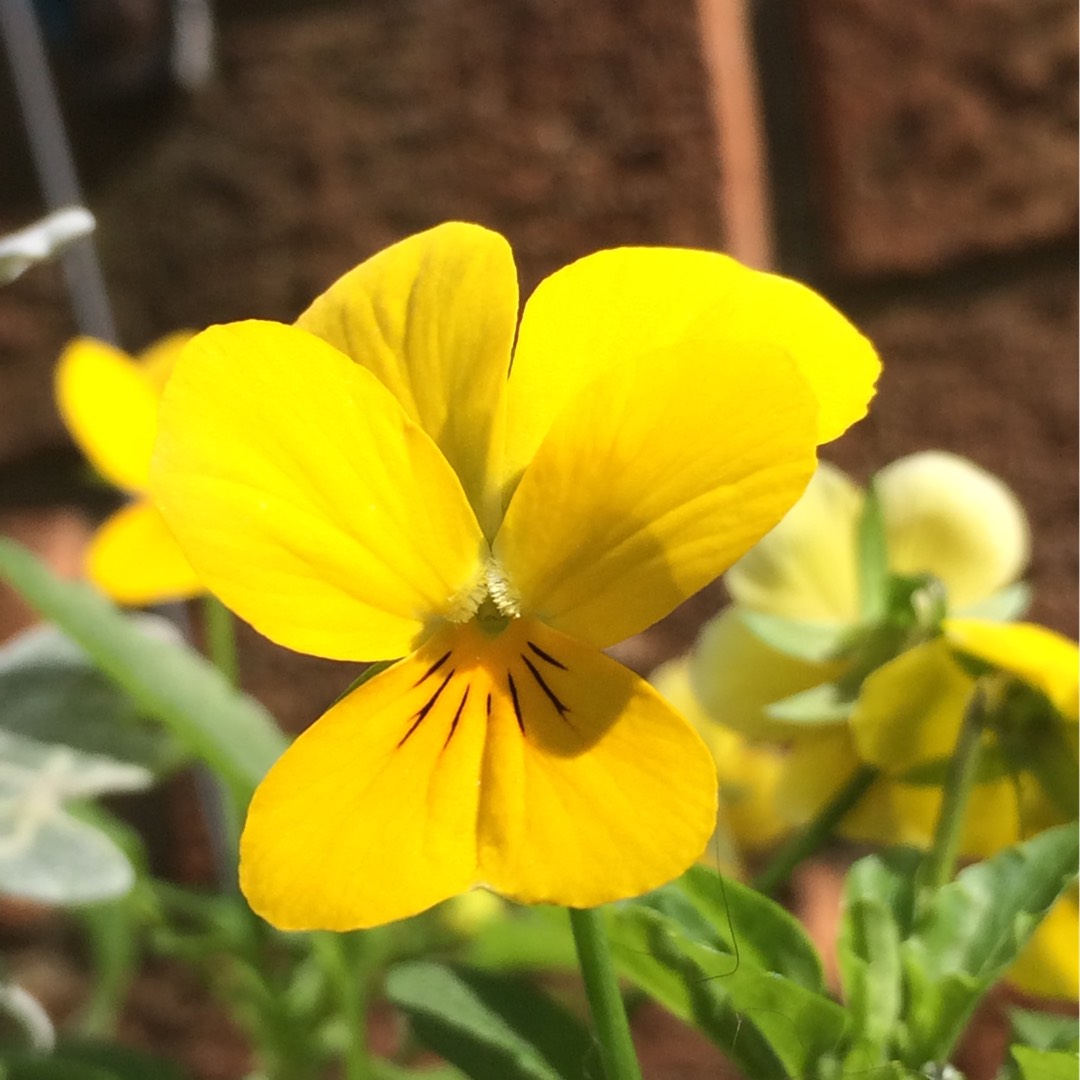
[448,556,521,628]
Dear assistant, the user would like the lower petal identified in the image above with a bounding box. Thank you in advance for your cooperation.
[476,620,717,907]
[88,501,204,604]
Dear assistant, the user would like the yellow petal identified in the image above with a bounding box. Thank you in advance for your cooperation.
[945,619,1080,722]
[849,641,975,773]
[725,462,863,622]
[150,320,486,662]
[493,342,818,648]
[476,619,717,907]
[688,607,843,740]
[240,631,484,930]
[651,657,789,853]
[504,247,879,488]
[55,337,161,492]
[240,618,717,929]
[876,452,1030,610]
[296,223,517,536]
[1008,887,1079,1001]
[87,500,204,605]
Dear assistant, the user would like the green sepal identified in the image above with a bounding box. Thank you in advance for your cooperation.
[385,962,593,1080]
[959,581,1032,622]
[737,609,854,664]
[765,680,853,726]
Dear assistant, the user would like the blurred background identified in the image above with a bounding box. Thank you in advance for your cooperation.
[0,1,1076,1071]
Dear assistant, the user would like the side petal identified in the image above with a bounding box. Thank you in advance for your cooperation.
[688,607,844,740]
[724,462,863,623]
[55,338,160,492]
[88,500,204,604]
[505,247,879,487]
[1007,888,1079,1000]
[849,642,974,774]
[876,452,1030,610]
[944,619,1080,722]
[296,223,517,536]
[475,620,717,907]
[493,342,818,648]
[239,633,485,930]
[150,320,486,662]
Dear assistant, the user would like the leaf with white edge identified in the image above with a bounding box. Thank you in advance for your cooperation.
[385,962,593,1080]
[608,903,851,1078]
[0,621,188,774]
[0,540,285,798]
[765,680,854,725]
[739,608,855,663]
[1011,1045,1080,1080]
[900,822,1080,1063]
[0,207,95,284]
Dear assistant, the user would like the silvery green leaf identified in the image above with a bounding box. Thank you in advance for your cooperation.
[0,620,187,774]
[0,207,95,284]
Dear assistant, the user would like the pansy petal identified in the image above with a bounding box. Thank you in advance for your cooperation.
[944,618,1080,721]
[55,337,160,492]
[494,343,818,648]
[505,247,879,488]
[88,500,203,604]
[1008,888,1079,1000]
[688,607,844,740]
[137,331,194,394]
[151,321,486,662]
[475,620,717,907]
[876,452,1030,610]
[725,462,863,622]
[849,642,974,773]
[239,631,484,930]
[296,223,517,535]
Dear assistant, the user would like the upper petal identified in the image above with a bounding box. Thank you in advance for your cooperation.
[88,500,204,605]
[505,246,879,491]
[55,337,162,492]
[724,462,863,623]
[876,452,1030,610]
[296,223,518,536]
[494,341,818,648]
[150,320,486,661]
[944,618,1079,721]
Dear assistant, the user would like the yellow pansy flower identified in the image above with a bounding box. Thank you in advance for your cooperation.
[56,334,203,604]
[690,453,1041,852]
[149,222,879,929]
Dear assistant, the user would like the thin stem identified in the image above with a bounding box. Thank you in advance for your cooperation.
[922,687,986,892]
[311,934,371,1080]
[568,906,642,1080]
[753,764,879,896]
[203,594,240,687]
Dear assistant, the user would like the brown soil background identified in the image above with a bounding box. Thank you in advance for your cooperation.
[0,1,1076,1077]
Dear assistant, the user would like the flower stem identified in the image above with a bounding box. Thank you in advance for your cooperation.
[922,687,986,892]
[203,593,240,687]
[311,933,371,1080]
[568,906,642,1080]
[752,764,878,896]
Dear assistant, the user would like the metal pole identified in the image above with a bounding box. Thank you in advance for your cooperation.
[0,0,118,343]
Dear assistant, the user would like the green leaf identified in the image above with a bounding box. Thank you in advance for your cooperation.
[0,541,286,799]
[51,1041,187,1080]
[738,609,854,664]
[1010,1008,1080,1052]
[385,962,593,1080]
[900,822,1080,1063]
[608,903,850,1078]
[837,850,920,1065]
[0,622,186,774]
[370,1062,464,1080]
[1011,1044,1080,1080]
[765,680,853,726]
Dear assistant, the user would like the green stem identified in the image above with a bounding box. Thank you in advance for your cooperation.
[922,687,986,892]
[753,764,879,896]
[311,934,371,1080]
[203,594,240,687]
[568,906,642,1080]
